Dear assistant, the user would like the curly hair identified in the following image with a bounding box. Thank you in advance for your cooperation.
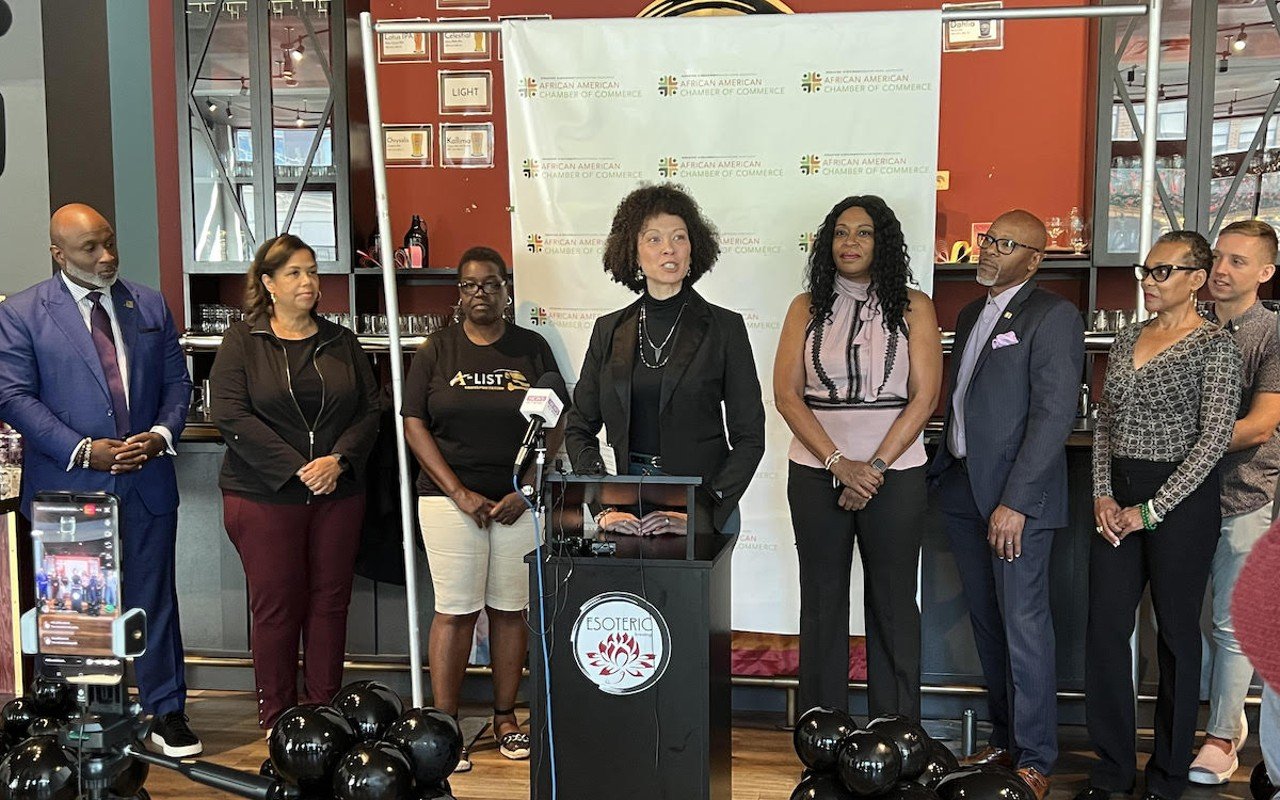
[602,183,720,293]
[805,195,913,334]
[244,234,317,323]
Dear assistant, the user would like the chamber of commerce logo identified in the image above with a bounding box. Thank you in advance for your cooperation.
[800,154,822,175]
[658,157,679,178]
[521,159,539,178]
[798,232,816,252]
[658,75,679,96]
[529,307,549,326]
[801,71,822,93]
[518,78,538,98]
[571,592,671,695]
[526,234,544,253]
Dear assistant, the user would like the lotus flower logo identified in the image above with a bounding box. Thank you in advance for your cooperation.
[586,633,657,684]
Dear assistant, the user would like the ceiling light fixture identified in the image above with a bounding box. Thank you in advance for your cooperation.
[1232,23,1247,52]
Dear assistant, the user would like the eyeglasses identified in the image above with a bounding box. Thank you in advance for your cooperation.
[458,279,505,296]
[976,232,1044,256]
[1132,263,1204,283]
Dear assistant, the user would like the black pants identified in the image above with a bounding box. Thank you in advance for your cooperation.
[789,461,925,718]
[1086,459,1221,800]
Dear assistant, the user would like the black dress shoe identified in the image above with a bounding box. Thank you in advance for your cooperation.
[1140,793,1171,800]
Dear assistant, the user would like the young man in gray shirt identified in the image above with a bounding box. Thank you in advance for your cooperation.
[1190,219,1280,785]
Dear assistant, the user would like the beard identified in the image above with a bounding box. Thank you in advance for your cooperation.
[976,262,1001,288]
[63,262,117,289]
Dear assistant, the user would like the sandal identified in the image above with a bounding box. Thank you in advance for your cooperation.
[493,707,530,761]
[454,745,472,773]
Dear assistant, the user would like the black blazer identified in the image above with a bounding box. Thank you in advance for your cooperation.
[565,289,766,532]
[211,315,381,503]
[926,281,1084,528]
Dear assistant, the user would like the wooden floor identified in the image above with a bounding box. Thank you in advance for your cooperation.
[135,690,1265,800]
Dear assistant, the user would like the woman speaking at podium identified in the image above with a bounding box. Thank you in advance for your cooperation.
[565,184,766,535]
[402,246,564,770]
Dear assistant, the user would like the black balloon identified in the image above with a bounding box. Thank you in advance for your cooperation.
[28,678,75,718]
[868,716,929,780]
[383,707,463,786]
[792,772,857,800]
[0,735,78,800]
[837,729,902,797]
[885,779,944,800]
[793,707,858,772]
[916,738,960,789]
[2,698,36,740]
[1252,760,1275,800]
[416,779,456,800]
[331,741,413,800]
[259,756,280,780]
[27,717,60,738]
[331,680,405,742]
[111,755,150,798]
[935,766,1034,800]
[267,704,357,791]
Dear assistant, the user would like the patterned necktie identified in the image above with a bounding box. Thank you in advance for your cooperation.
[88,291,130,438]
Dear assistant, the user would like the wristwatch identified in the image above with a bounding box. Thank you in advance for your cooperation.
[871,458,887,474]
[332,453,349,472]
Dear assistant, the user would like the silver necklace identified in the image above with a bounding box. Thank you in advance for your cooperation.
[639,301,687,368]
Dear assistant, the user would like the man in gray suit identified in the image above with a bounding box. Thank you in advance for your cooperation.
[928,210,1085,800]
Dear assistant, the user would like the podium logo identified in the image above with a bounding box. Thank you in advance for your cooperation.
[572,592,671,695]
[658,75,679,96]
[518,78,538,98]
[801,72,822,93]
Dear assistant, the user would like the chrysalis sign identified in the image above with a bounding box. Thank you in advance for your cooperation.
[571,592,672,696]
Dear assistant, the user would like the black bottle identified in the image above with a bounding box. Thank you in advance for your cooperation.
[403,215,429,268]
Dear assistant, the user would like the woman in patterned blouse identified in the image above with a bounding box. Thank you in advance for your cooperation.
[1080,230,1243,800]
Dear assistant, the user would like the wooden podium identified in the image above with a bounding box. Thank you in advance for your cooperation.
[525,474,734,800]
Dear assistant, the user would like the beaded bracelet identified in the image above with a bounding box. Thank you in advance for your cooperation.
[1138,502,1157,531]
[1144,500,1162,526]
[79,438,92,470]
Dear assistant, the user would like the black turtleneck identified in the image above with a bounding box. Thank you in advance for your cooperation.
[630,286,689,456]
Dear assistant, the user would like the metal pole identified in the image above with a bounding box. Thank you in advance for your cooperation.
[359,11,425,709]
[1137,0,1163,315]
[373,4,1149,34]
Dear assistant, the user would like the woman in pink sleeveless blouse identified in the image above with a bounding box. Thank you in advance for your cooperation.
[773,195,942,721]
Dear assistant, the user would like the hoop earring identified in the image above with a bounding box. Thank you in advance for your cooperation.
[452,303,463,323]
[506,296,514,307]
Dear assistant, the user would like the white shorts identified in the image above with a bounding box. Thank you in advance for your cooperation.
[417,495,539,615]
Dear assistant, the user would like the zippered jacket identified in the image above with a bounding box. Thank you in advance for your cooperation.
[210,315,381,503]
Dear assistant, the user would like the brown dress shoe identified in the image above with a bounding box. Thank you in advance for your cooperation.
[960,745,1015,769]
[1016,767,1051,800]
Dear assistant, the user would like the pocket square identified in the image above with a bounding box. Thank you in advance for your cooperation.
[991,331,1019,349]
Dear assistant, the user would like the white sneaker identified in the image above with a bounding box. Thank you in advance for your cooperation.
[1188,711,1246,787]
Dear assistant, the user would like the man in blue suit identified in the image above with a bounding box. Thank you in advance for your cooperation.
[927,210,1084,800]
[0,203,201,756]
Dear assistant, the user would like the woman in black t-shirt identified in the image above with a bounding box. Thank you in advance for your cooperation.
[403,246,563,770]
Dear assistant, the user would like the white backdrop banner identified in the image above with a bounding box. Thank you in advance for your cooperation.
[504,11,940,634]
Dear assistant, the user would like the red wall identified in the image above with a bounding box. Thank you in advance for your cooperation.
[151,0,1097,324]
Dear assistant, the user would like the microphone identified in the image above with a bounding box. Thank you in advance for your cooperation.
[514,372,568,474]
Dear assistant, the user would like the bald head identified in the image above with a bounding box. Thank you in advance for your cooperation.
[993,210,1048,252]
[49,203,119,289]
[975,209,1047,294]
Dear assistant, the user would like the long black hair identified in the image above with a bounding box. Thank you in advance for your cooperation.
[805,195,913,334]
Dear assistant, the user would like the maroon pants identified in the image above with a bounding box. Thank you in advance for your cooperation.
[223,491,365,729]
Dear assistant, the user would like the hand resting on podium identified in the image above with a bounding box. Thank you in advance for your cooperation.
[597,509,688,536]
